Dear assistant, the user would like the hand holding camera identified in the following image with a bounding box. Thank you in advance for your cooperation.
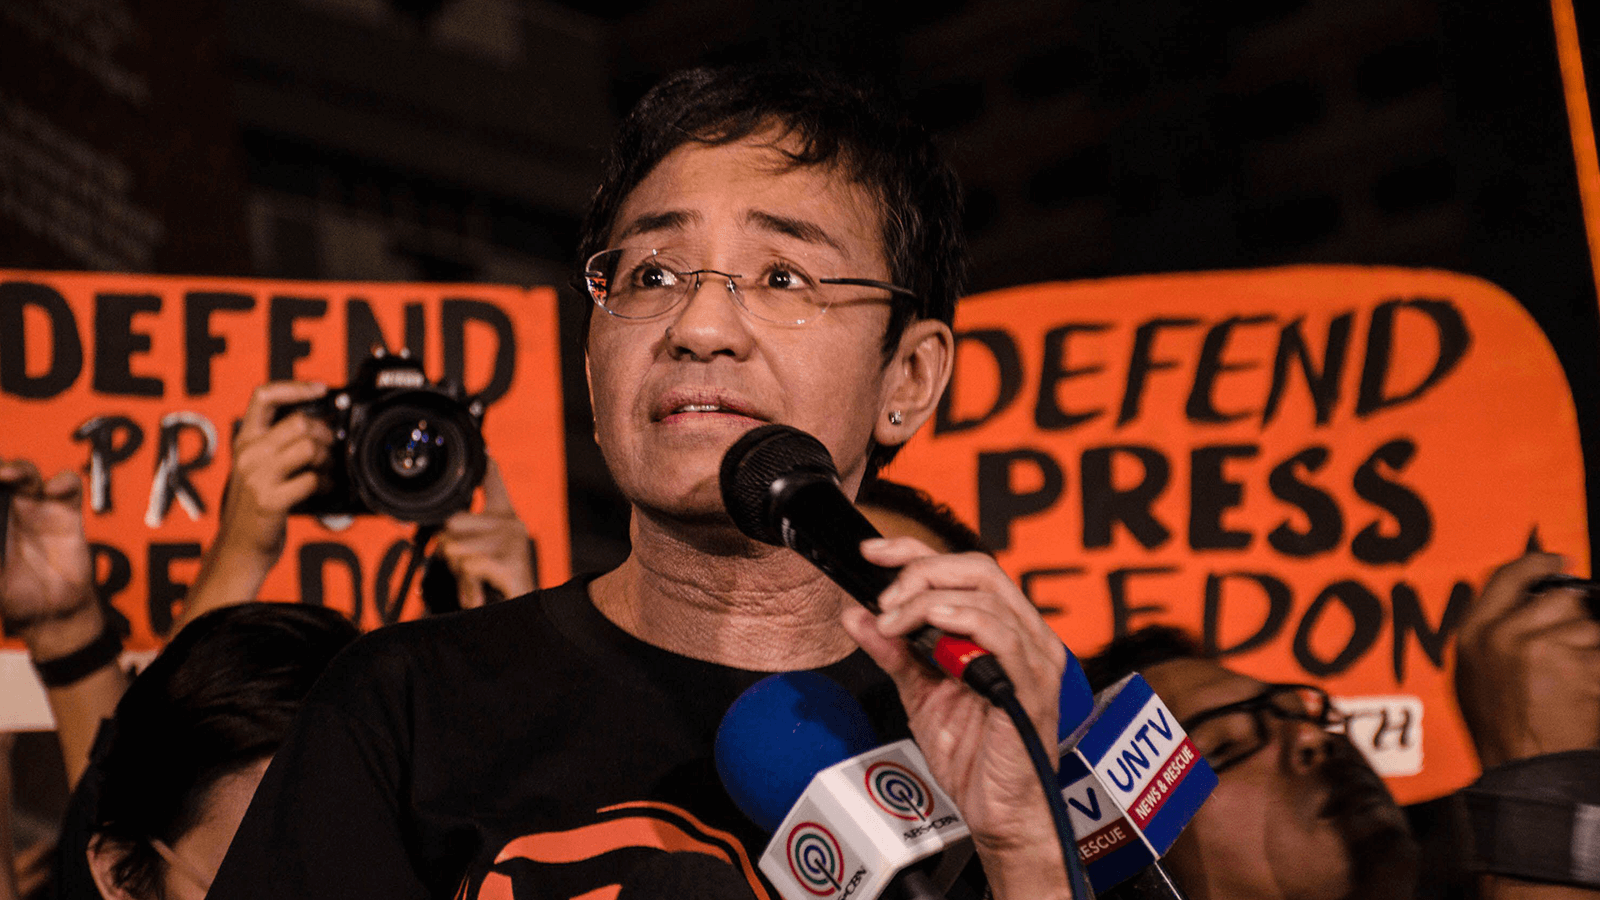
[277,349,488,525]
[1455,552,1600,768]
[184,381,338,627]
[434,460,534,609]
[191,351,496,622]
[220,381,336,562]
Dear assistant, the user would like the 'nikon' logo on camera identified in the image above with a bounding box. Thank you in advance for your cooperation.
[376,370,427,389]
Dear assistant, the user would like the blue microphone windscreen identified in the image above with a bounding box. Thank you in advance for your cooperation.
[715,671,879,833]
[1058,648,1094,742]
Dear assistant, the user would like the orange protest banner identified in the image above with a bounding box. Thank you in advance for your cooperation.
[0,272,569,726]
[885,266,1588,804]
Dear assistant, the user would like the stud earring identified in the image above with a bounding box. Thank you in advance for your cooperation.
[888,410,904,426]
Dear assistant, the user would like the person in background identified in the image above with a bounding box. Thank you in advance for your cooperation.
[1084,627,1419,900]
[191,381,535,618]
[1082,550,1600,900]
[857,477,987,556]
[0,375,526,896]
[0,379,527,792]
[0,455,361,900]
[79,603,357,900]
[1454,553,1600,900]
[0,460,128,795]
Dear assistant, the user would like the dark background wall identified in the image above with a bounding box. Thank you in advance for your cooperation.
[5,0,1598,571]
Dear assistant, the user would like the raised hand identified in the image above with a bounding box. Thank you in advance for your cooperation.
[214,382,334,564]
[182,383,333,627]
[1456,552,1600,767]
[435,460,534,609]
[0,459,95,650]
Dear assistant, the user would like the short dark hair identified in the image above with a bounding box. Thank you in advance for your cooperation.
[92,603,358,898]
[856,477,987,554]
[1082,625,1209,693]
[577,64,968,473]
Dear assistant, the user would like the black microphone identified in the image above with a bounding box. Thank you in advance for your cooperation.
[719,424,1012,701]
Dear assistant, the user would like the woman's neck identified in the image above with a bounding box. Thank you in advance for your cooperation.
[588,511,861,671]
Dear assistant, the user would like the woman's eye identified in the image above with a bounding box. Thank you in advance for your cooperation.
[764,266,811,290]
[635,266,676,289]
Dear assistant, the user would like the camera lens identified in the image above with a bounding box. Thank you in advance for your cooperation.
[385,421,443,482]
[352,393,485,523]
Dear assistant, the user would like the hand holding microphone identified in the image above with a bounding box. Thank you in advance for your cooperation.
[720,425,1089,900]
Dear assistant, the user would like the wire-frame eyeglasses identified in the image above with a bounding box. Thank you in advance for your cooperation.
[1179,682,1347,775]
[582,247,918,326]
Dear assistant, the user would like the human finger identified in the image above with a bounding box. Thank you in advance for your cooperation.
[0,460,44,494]
[1525,615,1600,652]
[885,591,1065,687]
[841,605,930,689]
[872,548,1060,657]
[237,381,327,442]
[479,459,514,514]
[1466,553,1564,636]
[40,470,83,503]
[236,419,332,485]
[1492,585,1593,643]
[267,471,322,511]
[272,432,332,476]
[455,564,487,609]
[260,412,334,453]
[440,512,523,538]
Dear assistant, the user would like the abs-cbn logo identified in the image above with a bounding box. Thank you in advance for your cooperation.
[863,761,934,821]
[786,822,866,898]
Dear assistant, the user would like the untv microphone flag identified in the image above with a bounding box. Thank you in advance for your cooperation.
[759,739,973,900]
[1057,673,1219,893]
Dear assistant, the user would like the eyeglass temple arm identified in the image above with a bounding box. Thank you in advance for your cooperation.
[818,277,920,299]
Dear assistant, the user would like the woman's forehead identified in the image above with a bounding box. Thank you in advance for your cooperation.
[608,137,886,268]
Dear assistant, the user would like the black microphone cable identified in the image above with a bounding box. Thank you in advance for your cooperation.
[984,678,1096,900]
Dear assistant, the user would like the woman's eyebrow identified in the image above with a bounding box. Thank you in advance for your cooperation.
[614,210,697,243]
[746,210,845,252]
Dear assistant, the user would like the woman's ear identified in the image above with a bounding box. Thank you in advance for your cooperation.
[86,835,137,900]
[875,318,954,448]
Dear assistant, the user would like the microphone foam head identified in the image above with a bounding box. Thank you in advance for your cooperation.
[715,671,878,834]
[718,424,839,546]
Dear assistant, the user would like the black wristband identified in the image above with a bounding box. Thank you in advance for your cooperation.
[30,620,124,688]
[1463,750,1600,888]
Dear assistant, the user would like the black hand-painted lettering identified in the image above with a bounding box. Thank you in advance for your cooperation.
[0,281,82,399]
[1080,445,1171,549]
[976,448,1065,553]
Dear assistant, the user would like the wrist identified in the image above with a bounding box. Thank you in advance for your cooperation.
[21,600,106,662]
[974,837,1073,900]
[30,613,123,688]
[202,535,280,581]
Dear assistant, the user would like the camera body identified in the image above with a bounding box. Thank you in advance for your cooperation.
[280,349,488,524]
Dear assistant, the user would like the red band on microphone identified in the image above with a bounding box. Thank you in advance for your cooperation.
[930,635,992,679]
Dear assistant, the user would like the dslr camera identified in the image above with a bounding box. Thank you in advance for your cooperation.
[279,348,488,524]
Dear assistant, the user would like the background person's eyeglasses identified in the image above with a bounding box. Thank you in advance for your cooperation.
[582,247,918,325]
[1179,683,1347,775]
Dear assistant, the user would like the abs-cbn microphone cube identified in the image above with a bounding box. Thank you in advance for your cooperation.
[758,740,974,900]
[1058,673,1219,894]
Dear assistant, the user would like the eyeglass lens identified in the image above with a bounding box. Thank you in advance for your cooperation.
[584,248,857,324]
[1183,684,1338,774]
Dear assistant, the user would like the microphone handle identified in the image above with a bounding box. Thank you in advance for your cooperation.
[773,478,1011,698]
